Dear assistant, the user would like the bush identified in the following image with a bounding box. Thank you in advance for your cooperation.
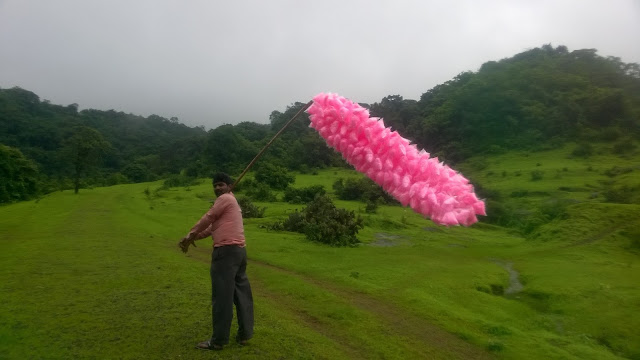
[281,210,307,233]
[245,182,277,202]
[254,163,295,190]
[162,174,200,188]
[122,163,154,183]
[298,164,310,174]
[538,198,571,221]
[622,228,640,251]
[271,195,363,247]
[612,139,637,154]
[233,178,256,193]
[106,172,129,186]
[466,157,489,170]
[603,185,638,204]
[481,199,513,226]
[603,166,633,177]
[599,127,621,142]
[0,144,40,203]
[333,177,398,205]
[333,178,369,201]
[571,143,593,158]
[530,170,544,181]
[236,196,266,218]
[365,200,378,214]
[283,185,326,204]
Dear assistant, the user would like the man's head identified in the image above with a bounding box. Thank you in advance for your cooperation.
[212,172,233,197]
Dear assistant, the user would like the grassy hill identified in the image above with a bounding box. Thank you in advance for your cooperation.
[1,154,639,359]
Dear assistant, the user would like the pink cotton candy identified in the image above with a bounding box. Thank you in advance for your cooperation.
[307,92,486,226]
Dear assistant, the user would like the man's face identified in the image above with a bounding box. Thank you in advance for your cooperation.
[213,181,230,197]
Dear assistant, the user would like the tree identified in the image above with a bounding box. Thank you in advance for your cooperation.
[254,163,295,190]
[203,124,257,174]
[121,162,153,183]
[62,126,111,193]
[0,144,39,203]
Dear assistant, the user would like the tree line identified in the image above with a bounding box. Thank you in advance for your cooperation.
[1,44,639,203]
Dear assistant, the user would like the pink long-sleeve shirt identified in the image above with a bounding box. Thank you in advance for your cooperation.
[188,192,246,247]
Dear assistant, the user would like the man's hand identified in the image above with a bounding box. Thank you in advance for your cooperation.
[178,235,197,253]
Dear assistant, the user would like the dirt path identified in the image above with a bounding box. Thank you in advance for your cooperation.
[252,259,493,359]
[186,248,492,359]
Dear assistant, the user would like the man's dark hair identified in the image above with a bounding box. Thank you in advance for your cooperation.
[212,172,233,185]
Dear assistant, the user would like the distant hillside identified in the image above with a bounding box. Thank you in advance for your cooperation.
[0,87,207,187]
[368,44,640,163]
[1,44,639,202]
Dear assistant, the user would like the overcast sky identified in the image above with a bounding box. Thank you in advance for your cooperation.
[1,0,639,129]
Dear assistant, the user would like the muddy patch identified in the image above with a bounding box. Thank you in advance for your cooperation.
[423,226,443,233]
[370,233,411,247]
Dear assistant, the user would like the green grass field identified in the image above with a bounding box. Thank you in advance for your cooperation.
[1,145,639,359]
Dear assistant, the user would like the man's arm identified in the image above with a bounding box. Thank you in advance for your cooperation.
[178,215,214,253]
[178,196,230,253]
[195,225,213,239]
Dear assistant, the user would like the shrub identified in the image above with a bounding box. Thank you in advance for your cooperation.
[486,341,504,352]
[281,210,307,233]
[271,195,363,247]
[470,178,501,200]
[162,174,200,188]
[236,197,266,218]
[298,164,310,174]
[333,178,360,200]
[603,166,633,177]
[245,182,277,202]
[233,178,256,193]
[0,144,40,203]
[333,177,397,205]
[467,157,489,170]
[538,198,571,221]
[622,228,640,251]
[365,200,378,214]
[106,172,129,186]
[254,163,295,190]
[599,127,621,142]
[283,185,326,204]
[486,145,505,155]
[510,190,529,198]
[603,185,638,204]
[122,163,154,183]
[571,143,593,158]
[530,170,544,181]
[490,284,504,295]
[612,139,637,154]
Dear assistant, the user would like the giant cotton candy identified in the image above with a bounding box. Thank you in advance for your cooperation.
[307,92,486,226]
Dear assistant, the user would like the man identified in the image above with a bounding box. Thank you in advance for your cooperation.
[178,172,254,351]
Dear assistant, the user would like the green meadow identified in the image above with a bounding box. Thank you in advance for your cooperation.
[1,146,639,359]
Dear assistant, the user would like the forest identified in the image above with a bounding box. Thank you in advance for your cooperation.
[2,44,639,217]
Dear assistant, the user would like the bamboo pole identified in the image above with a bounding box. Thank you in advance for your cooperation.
[231,100,313,190]
[180,100,313,253]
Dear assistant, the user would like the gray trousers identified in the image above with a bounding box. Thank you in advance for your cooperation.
[210,245,254,345]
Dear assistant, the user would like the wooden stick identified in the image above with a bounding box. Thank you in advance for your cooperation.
[181,101,313,252]
[231,100,313,190]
